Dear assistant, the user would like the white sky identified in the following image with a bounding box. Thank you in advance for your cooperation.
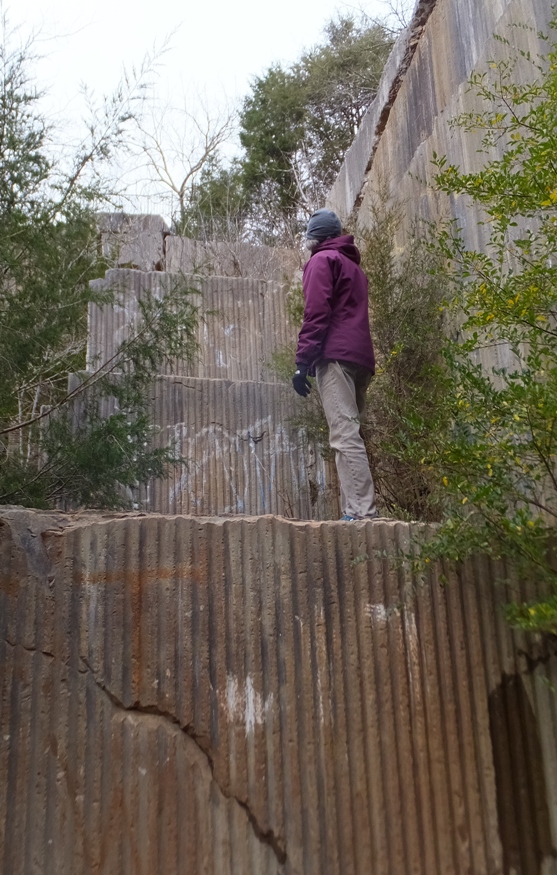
[8,0,394,110]
[4,0,405,216]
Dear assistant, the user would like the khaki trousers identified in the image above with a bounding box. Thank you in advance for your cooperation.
[316,360,377,518]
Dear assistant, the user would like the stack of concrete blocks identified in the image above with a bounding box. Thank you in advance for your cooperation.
[89,215,338,519]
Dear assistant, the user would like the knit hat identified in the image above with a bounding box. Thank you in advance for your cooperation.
[305,208,342,242]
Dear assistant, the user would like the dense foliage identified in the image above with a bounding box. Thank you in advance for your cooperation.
[382,27,557,633]
[356,198,446,521]
[0,26,199,509]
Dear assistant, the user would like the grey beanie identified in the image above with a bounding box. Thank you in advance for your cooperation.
[305,208,342,241]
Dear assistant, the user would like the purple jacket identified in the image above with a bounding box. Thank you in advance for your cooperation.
[295,235,375,374]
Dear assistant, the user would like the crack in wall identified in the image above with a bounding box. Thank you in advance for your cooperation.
[326,0,438,219]
[3,637,57,663]
[3,635,287,866]
[80,660,288,866]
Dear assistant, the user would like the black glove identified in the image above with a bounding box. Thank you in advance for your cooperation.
[292,365,311,397]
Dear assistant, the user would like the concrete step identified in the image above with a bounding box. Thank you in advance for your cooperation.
[88,269,298,383]
[143,375,337,518]
[3,507,553,875]
[67,372,337,519]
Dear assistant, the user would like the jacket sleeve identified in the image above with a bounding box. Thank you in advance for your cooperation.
[295,253,336,366]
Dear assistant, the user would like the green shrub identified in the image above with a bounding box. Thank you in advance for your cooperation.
[407,21,557,633]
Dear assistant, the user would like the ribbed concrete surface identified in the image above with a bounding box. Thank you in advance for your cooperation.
[329,0,552,241]
[144,376,337,518]
[327,0,554,384]
[327,0,437,221]
[87,270,296,383]
[84,268,332,518]
[165,237,300,282]
[66,373,336,518]
[2,509,556,875]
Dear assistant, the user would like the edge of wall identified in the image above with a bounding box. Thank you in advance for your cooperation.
[326,0,438,220]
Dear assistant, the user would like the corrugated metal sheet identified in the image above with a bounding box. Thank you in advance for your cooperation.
[87,269,297,383]
[1,509,556,875]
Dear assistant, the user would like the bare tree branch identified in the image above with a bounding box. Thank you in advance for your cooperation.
[132,92,236,221]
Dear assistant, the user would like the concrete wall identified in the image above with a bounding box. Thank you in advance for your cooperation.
[328,0,553,246]
[97,213,169,272]
[327,0,553,381]
[143,376,337,519]
[66,371,337,519]
[88,269,296,384]
[165,237,300,282]
[97,213,300,281]
[84,268,334,518]
[2,507,557,874]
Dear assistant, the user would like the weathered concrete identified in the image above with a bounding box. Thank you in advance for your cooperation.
[88,269,297,383]
[97,213,169,272]
[327,0,437,222]
[1,507,557,874]
[65,374,337,518]
[165,237,300,282]
[328,0,553,246]
[142,375,338,518]
[97,213,300,281]
[84,264,329,517]
[327,0,554,379]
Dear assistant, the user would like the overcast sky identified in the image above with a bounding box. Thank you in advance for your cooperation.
[7,0,396,111]
[4,0,406,215]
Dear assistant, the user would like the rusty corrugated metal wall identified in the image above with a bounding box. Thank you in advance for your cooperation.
[1,508,557,875]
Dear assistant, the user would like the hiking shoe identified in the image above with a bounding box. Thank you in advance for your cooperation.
[340,514,358,521]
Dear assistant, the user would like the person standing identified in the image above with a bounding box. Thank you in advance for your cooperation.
[292,208,379,521]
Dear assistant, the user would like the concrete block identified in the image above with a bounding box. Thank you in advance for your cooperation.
[98,213,169,272]
[165,237,301,281]
[87,269,297,383]
[143,375,338,518]
[2,508,556,874]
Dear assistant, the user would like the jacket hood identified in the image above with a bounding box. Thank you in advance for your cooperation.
[312,234,361,265]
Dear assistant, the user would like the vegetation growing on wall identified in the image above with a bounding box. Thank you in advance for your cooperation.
[280,23,557,635]
[271,197,448,519]
[374,25,557,634]
[356,198,447,521]
[0,22,200,509]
